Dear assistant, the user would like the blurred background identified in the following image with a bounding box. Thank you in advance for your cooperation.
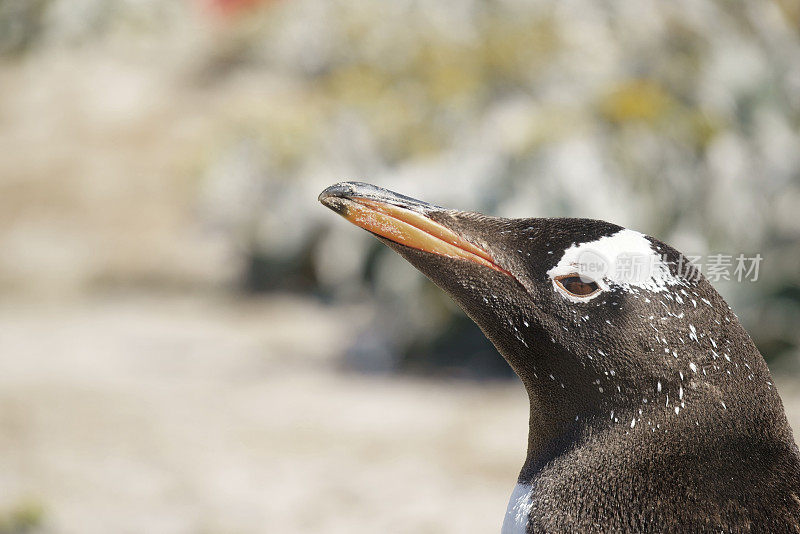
[0,0,799,532]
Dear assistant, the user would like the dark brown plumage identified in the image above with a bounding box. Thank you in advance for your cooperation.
[319,182,800,533]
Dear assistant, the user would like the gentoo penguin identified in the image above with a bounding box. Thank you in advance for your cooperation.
[318,182,800,533]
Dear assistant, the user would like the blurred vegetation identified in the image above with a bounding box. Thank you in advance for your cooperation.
[0,500,44,534]
[0,0,798,376]
[0,0,50,56]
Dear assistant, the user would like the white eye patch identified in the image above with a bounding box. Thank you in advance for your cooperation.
[547,228,680,299]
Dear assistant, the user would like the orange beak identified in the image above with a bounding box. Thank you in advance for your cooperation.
[319,182,509,275]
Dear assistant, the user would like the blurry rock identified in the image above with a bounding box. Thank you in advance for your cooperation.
[341,322,400,375]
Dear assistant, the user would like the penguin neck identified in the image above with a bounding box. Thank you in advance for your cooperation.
[514,358,797,485]
[516,382,681,483]
[511,343,705,482]
[500,339,610,480]
[518,379,597,480]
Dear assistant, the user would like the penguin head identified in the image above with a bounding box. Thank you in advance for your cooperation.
[319,182,763,429]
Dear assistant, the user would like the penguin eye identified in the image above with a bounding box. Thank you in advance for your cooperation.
[554,274,601,298]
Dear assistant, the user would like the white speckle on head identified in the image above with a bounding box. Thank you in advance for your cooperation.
[689,362,697,373]
[547,229,680,299]
[502,483,532,534]
[688,324,699,342]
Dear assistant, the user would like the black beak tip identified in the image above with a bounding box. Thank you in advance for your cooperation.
[318,182,347,203]
[318,181,441,214]
[318,182,360,214]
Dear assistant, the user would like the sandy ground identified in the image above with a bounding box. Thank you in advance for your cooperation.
[0,294,798,534]
[0,295,527,534]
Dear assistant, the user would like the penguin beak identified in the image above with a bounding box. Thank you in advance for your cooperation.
[319,182,509,275]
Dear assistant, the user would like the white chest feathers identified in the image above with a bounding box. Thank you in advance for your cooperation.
[501,483,532,534]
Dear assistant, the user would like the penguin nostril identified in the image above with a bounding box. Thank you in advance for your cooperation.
[555,274,601,298]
